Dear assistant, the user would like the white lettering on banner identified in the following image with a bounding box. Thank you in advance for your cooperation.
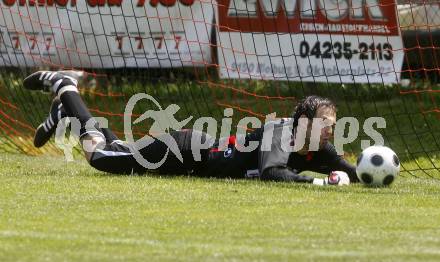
[228,0,386,21]
[217,0,404,83]
[0,0,213,68]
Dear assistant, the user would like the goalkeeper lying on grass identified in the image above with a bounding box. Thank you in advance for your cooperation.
[24,71,358,186]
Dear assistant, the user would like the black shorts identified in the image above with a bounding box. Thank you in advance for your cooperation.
[89,129,212,175]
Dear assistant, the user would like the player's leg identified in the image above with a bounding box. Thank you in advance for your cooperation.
[33,97,67,147]
[23,71,122,163]
[23,71,213,175]
[88,130,212,174]
[33,99,121,148]
[29,72,119,149]
[86,139,147,174]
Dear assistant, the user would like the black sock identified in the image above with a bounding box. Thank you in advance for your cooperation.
[54,79,104,139]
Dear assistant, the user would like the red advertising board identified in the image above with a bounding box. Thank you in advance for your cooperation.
[217,0,399,35]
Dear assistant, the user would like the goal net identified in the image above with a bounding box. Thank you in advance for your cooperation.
[0,0,439,177]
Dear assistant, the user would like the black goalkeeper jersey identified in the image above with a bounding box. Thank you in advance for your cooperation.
[196,118,358,183]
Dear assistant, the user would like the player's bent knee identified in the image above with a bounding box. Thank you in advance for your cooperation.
[80,134,106,163]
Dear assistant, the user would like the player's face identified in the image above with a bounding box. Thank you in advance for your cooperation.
[315,106,336,148]
[301,106,336,151]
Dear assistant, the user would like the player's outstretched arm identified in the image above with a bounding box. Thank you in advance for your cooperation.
[261,167,348,186]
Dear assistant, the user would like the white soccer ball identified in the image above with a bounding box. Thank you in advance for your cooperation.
[356,146,400,186]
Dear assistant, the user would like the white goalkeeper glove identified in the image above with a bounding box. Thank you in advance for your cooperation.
[312,171,350,186]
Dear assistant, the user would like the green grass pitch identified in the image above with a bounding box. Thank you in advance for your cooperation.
[1,153,440,261]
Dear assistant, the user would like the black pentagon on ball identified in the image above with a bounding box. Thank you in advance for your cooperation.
[393,154,400,167]
[383,175,395,186]
[357,153,363,166]
[370,154,384,166]
[361,173,373,184]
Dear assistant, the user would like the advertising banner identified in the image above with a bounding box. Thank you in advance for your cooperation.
[0,0,213,68]
[216,0,404,83]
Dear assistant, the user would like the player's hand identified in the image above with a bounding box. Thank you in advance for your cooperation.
[312,171,350,186]
[325,171,350,186]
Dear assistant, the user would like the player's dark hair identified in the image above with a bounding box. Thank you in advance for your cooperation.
[292,95,336,127]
